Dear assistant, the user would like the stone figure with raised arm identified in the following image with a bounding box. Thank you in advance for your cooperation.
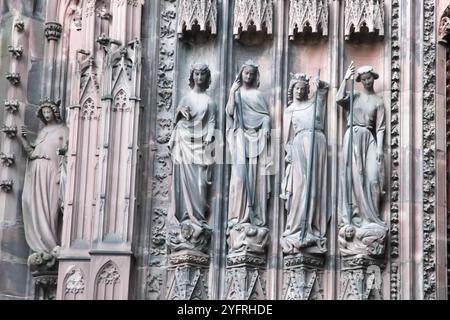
[166,63,216,254]
[17,98,69,270]
[225,60,271,254]
[280,72,330,255]
[336,62,388,257]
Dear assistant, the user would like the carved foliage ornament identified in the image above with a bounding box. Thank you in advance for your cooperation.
[45,22,63,41]
[289,0,328,39]
[65,269,86,295]
[344,0,384,40]
[177,0,217,38]
[233,0,273,39]
[438,7,450,45]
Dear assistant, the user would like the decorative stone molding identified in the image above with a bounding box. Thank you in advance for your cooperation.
[390,263,399,300]
[389,0,400,299]
[169,250,209,266]
[4,100,20,113]
[44,22,63,41]
[96,4,112,20]
[1,125,17,138]
[283,253,325,300]
[288,0,328,40]
[0,180,13,192]
[5,72,20,85]
[226,252,266,268]
[233,0,273,39]
[422,0,436,300]
[8,45,23,58]
[0,153,15,167]
[344,0,384,41]
[147,0,177,299]
[177,0,217,39]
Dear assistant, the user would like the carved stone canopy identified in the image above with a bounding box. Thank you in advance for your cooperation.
[344,0,384,41]
[177,0,217,41]
[233,0,273,45]
[289,0,328,41]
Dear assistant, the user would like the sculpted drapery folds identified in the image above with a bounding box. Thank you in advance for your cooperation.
[17,99,69,262]
[280,73,330,255]
[336,63,388,258]
[225,60,271,254]
[166,64,216,254]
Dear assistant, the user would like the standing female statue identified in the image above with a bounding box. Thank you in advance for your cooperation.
[166,63,216,253]
[336,63,387,257]
[280,73,329,255]
[17,99,69,257]
[226,60,271,254]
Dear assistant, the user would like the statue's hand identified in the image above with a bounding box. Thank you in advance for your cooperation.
[344,61,356,80]
[204,134,213,145]
[376,149,384,162]
[177,106,191,120]
[230,79,241,94]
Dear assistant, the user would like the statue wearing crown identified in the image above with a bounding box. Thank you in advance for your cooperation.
[280,73,330,255]
[17,98,69,270]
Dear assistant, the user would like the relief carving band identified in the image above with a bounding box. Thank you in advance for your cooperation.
[281,73,330,255]
[337,63,387,258]
[226,60,271,254]
[17,98,69,268]
[166,64,216,254]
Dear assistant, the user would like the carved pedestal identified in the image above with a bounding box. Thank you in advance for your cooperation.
[225,252,266,300]
[166,250,209,300]
[340,256,385,300]
[283,253,324,300]
[32,271,58,300]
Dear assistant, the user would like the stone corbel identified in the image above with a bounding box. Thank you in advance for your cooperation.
[4,100,20,113]
[233,0,273,44]
[0,180,13,192]
[288,0,328,41]
[1,125,18,138]
[45,22,63,41]
[177,0,217,40]
[0,152,15,167]
[5,72,20,85]
[8,45,23,58]
[344,0,384,41]
[96,33,122,51]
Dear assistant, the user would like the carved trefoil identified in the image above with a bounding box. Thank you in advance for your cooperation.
[166,251,209,300]
[233,0,273,39]
[64,269,86,300]
[177,0,217,39]
[288,0,328,40]
[94,261,120,300]
[344,0,384,41]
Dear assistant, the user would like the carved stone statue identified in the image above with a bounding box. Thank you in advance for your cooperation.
[280,73,329,255]
[166,63,216,254]
[226,60,271,254]
[336,63,387,258]
[17,99,69,263]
